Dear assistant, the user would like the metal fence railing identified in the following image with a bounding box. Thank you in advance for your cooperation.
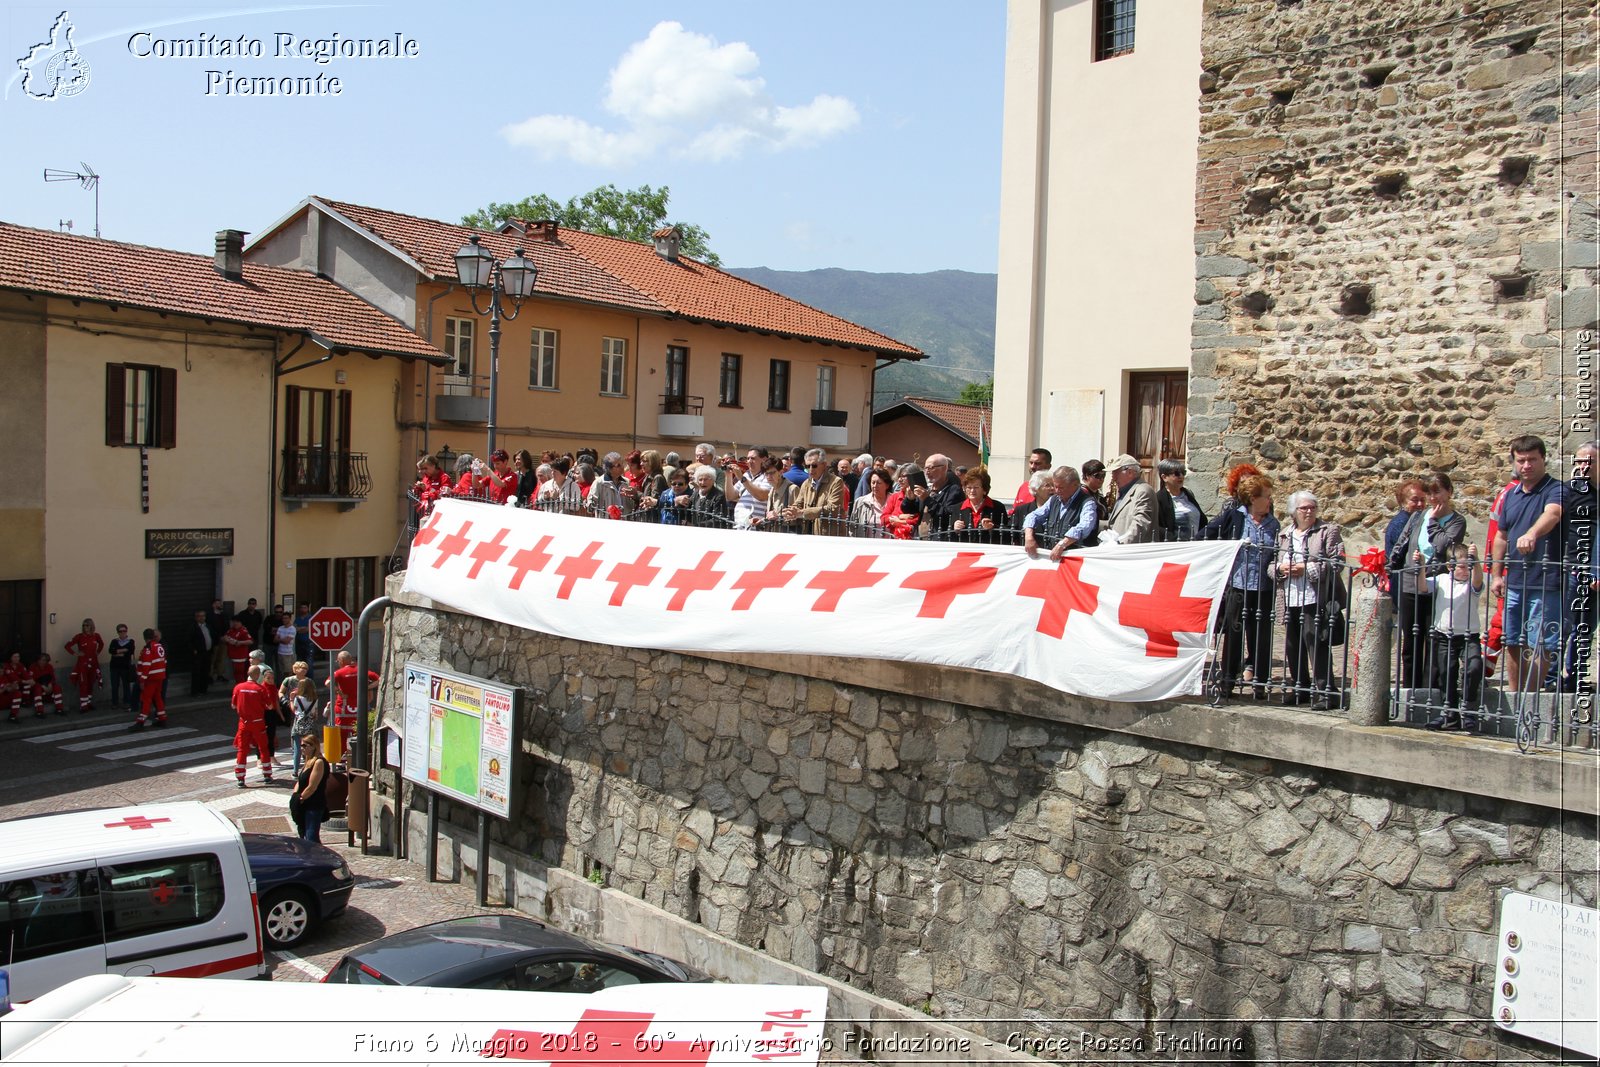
[397,491,1599,752]
[1387,556,1598,753]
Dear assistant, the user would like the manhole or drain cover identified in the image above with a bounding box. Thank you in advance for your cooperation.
[239,815,294,835]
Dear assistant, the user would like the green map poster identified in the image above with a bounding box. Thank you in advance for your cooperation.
[402,662,516,817]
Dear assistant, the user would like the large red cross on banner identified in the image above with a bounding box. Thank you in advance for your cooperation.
[666,551,728,611]
[506,536,555,591]
[605,548,661,607]
[731,553,800,610]
[1015,557,1100,638]
[482,1010,713,1067]
[413,510,445,548]
[900,552,999,619]
[807,556,889,612]
[1119,562,1213,657]
[555,542,605,600]
[466,528,510,580]
[432,520,475,570]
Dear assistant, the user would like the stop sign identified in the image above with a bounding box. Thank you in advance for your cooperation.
[307,606,355,652]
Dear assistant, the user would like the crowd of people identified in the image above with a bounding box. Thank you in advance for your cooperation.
[413,433,1595,729]
[5,595,380,819]
[411,443,1198,546]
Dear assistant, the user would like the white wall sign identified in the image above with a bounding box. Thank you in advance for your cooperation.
[1492,891,1598,1057]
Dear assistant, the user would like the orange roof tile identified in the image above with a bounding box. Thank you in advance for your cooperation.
[0,222,446,362]
[874,396,990,444]
[307,198,923,360]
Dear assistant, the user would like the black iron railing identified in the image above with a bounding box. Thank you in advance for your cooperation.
[281,447,370,499]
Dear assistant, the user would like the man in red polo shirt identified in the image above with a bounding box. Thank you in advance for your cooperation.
[329,650,378,759]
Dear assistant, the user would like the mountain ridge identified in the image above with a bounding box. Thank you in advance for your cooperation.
[728,266,996,408]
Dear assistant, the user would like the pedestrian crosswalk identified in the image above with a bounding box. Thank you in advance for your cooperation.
[24,720,291,780]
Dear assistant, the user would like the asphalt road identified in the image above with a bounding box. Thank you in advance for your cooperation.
[0,689,488,981]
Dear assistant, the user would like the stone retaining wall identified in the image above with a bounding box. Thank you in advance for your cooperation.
[1189,0,1599,536]
[379,590,1596,1063]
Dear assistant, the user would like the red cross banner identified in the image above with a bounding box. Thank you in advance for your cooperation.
[403,500,1243,702]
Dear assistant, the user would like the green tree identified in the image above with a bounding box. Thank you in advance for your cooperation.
[462,183,721,266]
[958,379,994,407]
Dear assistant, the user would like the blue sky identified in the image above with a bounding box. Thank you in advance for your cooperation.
[1,2,1006,273]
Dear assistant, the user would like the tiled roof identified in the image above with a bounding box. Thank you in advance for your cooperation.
[308,198,923,359]
[874,396,990,444]
[0,222,446,362]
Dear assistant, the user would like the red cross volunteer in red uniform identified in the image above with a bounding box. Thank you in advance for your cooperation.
[232,664,275,787]
[329,650,377,756]
[131,628,167,729]
[65,618,104,711]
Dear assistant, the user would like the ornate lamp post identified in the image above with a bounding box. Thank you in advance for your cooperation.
[453,234,538,457]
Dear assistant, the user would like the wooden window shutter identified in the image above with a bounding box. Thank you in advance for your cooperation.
[155,366,178,448]
[105,364,126,446]
[337,389,353,453]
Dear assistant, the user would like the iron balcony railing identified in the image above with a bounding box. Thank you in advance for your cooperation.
[281,447,371,499]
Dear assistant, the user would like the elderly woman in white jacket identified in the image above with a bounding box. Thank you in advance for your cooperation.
[1269,490,1345,710]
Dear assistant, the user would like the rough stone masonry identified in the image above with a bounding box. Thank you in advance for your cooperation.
[380,592,1595,1064]
[1189,0,1599,538]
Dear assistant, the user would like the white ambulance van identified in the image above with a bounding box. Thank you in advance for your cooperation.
[0,803,264,1003]
[1,974,831,1064]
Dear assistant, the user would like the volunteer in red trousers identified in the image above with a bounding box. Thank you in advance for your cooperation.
[65,618,104,712]
[2,651,27,722]
[130,628,168,729]
[29,653,66,716]
[329,650,377,759]
[223,618,253,683]
[232,664,275,787]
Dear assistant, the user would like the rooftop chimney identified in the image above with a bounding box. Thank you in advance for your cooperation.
[652,225,681,262]
[214,229,246,281]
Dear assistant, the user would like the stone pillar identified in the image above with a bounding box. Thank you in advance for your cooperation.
[1348,583,1392,726]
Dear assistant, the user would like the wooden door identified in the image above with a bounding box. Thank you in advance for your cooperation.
[1126,372,1188,477]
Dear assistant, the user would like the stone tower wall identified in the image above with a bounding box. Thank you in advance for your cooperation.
[1188,0,1599,538]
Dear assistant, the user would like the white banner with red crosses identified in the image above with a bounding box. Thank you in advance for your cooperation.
[402,499,1242,702]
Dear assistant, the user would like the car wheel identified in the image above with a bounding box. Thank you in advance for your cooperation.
[261,887,316,949]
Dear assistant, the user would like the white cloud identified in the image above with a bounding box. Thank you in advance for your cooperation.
[498,21,859,166]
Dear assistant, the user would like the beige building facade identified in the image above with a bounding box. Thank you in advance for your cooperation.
[249,198,917,475]
[0,223,444,665]
[992,0,1202,489]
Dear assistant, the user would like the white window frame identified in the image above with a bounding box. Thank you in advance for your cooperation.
[443,317,474,377]
[815,365,836,411]
[529,328,559,391]
[600,337,627,396]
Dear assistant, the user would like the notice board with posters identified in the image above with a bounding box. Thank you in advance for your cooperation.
[400,662,518,818]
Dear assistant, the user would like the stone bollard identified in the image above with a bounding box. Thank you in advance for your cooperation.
[1348,583,1392,726]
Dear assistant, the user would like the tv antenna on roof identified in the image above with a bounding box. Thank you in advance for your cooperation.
[43,162,99,237]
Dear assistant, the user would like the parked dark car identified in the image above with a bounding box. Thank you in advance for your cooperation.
[241,832,353,949]
[322,915,711,991]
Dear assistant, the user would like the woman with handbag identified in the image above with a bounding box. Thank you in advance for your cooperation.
[289,676,320,778]
[1271,490,1346,710]
[294,735,330,844]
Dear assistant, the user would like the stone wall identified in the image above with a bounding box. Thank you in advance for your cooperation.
[380,591,1596,1063]
[1188,0,1599,537]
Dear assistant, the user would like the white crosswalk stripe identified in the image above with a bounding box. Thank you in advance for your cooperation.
[23,722,134,744]
[20,720,292,777]
[63,727,201,752]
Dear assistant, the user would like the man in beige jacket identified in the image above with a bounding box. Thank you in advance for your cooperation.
[782,448,847,535]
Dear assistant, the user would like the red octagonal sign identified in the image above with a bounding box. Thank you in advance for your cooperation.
[307,606,355,653]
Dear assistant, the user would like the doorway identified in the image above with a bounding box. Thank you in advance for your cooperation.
[1127,372,1188,477]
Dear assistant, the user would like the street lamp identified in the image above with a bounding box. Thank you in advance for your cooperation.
[453,234,538,457]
